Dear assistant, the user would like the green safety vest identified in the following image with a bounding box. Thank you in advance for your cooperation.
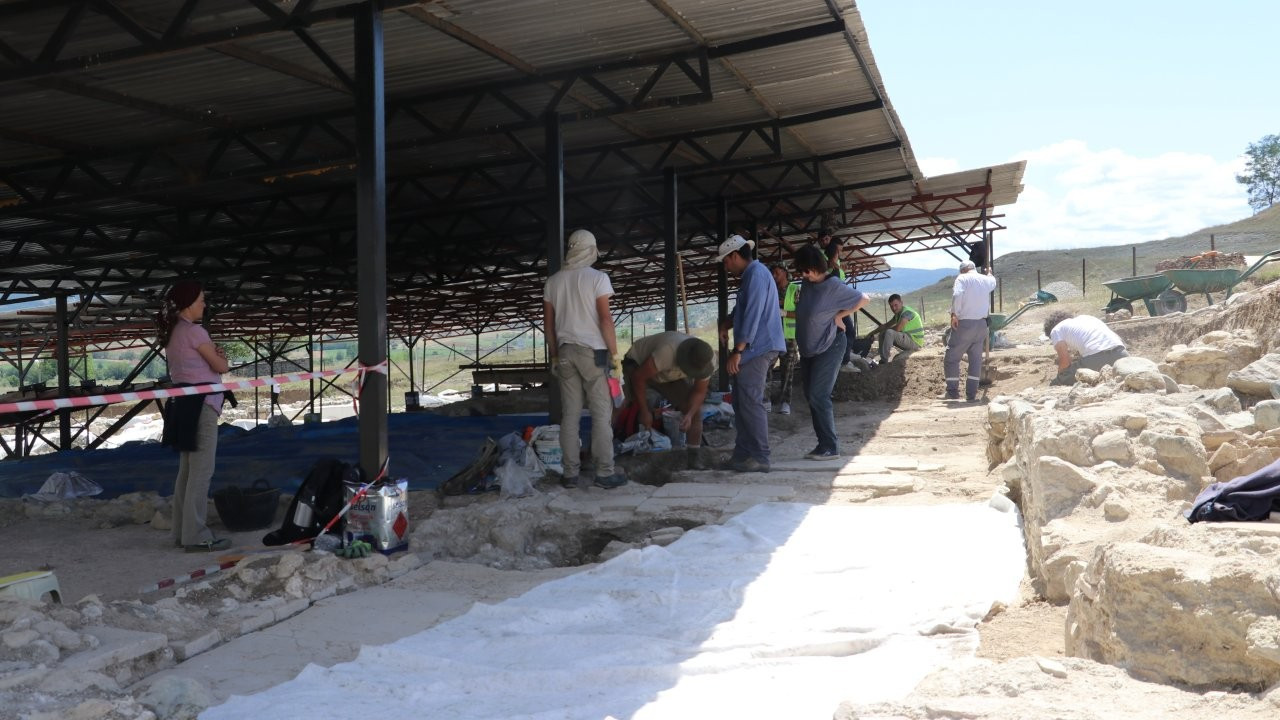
[781,282,800,340]
[898,305,924,345]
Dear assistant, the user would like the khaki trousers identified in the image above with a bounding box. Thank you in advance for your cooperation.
[554,343,615,478]
[172,403,219,545]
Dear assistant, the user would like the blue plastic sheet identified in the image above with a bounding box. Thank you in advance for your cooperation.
[0,412,591,500]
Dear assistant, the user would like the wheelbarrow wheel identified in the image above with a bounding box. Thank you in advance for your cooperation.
[1104,298,1134,315]
[1154,289,1187,315]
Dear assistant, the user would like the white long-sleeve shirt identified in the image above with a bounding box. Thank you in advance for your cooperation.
[951,271,997,320]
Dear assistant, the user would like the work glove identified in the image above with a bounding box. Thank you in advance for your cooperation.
[610,356,623,378]
[336,540,372,559]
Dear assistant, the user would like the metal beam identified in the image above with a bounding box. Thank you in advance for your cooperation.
[545,113,564,276]
[663,167,678,331]
[354,2,387,481]
[0,0,422,85]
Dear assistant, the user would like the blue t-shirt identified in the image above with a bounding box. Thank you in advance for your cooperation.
[731,260,786,363]
[795,277,865,358]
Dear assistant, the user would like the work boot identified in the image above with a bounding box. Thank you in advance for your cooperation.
[593,472,627,489]
[779,402,791,415]
[727,457,770,473]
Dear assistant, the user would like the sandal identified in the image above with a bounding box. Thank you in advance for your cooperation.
[183,538,230,553]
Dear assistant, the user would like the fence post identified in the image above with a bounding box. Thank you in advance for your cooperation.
[1132,246,1137,276]
[998,276,1003,312]
[1210,233,1215,251]
[1037,269,1041,291]
[920,294,926,324]
[1082,257,1086,294]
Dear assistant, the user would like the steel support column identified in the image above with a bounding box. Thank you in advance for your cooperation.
[55,293,71,449]
[663,167,678,331]
[545,112,564,276]
[716,198,729,391]
[354,2,388,480]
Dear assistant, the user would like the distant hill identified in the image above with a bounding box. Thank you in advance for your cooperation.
[893,205,1280,324]
[855,267,954,296]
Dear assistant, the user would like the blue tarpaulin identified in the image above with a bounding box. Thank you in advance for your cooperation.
[0,412,591,500]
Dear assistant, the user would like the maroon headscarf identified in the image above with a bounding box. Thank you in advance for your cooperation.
[156,280,204,347]
[166,280,203,311]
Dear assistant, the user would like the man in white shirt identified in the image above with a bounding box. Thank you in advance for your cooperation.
[543,229,625,490]
[944,260,998,401]
[1043,311,1129,385]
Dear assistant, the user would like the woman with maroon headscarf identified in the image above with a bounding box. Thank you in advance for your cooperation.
[157,280,231,552]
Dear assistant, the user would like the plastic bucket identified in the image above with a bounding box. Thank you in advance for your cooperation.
[212,479,280,532]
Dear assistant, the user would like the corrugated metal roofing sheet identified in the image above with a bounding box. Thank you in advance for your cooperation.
[0,0,1023,353]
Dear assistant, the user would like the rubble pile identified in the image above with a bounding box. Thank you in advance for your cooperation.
[987,322,1280,690]
[0,492,173,532]
[1155,251,1246,271]
[1,549,421,719]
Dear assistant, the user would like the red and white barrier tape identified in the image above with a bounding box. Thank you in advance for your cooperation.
[139,558,243,594]
[0,361,388,414]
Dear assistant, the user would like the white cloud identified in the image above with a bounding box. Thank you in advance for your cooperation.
[996,140,1250,256]
[917,156,961,176]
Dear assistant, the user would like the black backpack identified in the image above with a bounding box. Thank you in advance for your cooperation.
[263,458,357,546]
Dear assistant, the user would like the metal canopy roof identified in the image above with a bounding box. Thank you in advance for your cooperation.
[0,0,1022,357]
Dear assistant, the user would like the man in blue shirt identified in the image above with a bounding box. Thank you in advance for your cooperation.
[717,234,785,473]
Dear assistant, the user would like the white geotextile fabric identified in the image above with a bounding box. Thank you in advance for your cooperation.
[204,501,1025,719]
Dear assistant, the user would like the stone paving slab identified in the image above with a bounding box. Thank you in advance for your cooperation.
[732,484,795,500]
[63,626,168,674]
[634,497,730,516]
[651,483,739,499]
[829,473,918,496]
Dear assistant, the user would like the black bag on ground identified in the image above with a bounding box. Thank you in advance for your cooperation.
[263,458,356,545]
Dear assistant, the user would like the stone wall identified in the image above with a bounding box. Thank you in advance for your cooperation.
[988,323,1280,688]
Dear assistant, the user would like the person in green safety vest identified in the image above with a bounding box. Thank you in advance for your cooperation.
[769,264,801,415]
[865,293,924,363]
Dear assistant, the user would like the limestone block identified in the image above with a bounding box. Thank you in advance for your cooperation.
[1246,616,1280,666]
[1162,345,1249,388]
[1091,430,1132,464]
[1228,353,1280,397]
[1124,370,1167,393]
[597,540,635,563]
[1223,411,1259,433]
[1206,387,1243,413]
[1075,368,1101,385]
[644,527,685,547]
[1201,429,1244,451]
[1187,404,1228,432]
[1068,542,1280,688]
[1235,449,1280,479]
[1138,431,1209,480]
[272,551,305,580]
[149,509,172,531]
[170,629,220,661]
[1255,400,1280,431]
[1102,500,1130,521]
[137,675,216,720]
[1113,356,1161,378]
[1122,414,1148,431]
[1028,456,1097,524]
[1209,442,1243,473]
[988,402,1010,424]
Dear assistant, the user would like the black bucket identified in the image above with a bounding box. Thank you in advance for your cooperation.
[213,479,281,532]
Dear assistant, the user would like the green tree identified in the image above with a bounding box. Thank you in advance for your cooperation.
[1236,134,1280,212]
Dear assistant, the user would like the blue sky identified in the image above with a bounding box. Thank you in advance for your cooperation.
[855,1,1280,268]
